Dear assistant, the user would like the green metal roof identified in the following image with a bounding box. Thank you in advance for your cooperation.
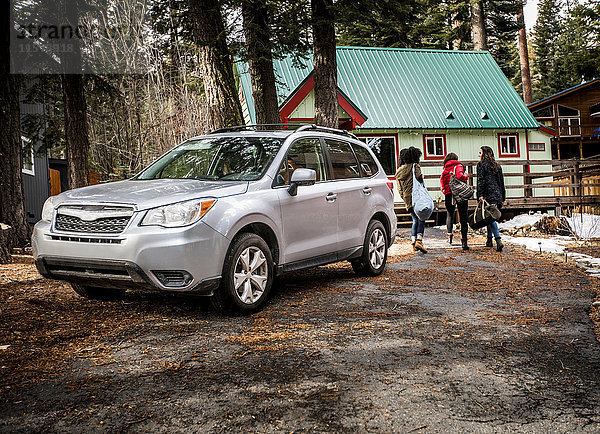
[236,46,541,130]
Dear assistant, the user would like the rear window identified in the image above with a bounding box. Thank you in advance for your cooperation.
[351,144,379,177]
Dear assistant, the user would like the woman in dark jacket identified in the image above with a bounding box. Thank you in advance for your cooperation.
[476,146,506,251]
[395,147,427,253]
[440,152,470,250]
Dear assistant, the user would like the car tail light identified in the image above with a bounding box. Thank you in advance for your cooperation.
[386,181,395,192]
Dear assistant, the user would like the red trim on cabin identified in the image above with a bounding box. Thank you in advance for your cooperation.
[497,133,520,158]
[525,130,530,161]
[538,125,557,136]
[422,134,447,160]
[279,74,366,128]
[337,94,366,126]
[280,76,315,121]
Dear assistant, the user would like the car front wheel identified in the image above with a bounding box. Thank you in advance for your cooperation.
[211,232,274,314]
[351,220,388,276]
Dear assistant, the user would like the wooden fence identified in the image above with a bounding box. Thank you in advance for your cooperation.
[418,158,600,214]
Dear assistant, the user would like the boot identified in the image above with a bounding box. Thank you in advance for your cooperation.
[415,239,427,253]
[485,238,493,248]
[411,236,417,251]
[447,233,453,245]
[495,237,503,252]
[461,238,470,251]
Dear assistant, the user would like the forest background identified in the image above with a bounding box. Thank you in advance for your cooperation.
[0,0,599,258]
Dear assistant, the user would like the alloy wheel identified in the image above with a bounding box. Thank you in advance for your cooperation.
[368,228,386,269]
[233,246,268,304]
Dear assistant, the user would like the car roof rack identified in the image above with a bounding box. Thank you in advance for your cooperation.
[294,124,358,140]
[208,124,292,134]
[208,124,358,140]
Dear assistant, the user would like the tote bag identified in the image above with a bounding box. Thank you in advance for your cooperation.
[468,199,502,230]
[411,165,434,221]
[449,165,474,203]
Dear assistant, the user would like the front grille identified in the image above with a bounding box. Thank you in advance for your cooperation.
[53,205,134,235]
[55,211,131,234]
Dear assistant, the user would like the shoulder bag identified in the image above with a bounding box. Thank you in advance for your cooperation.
[449,165,474,203]
[468,199,502,230]
[412,165,434,221]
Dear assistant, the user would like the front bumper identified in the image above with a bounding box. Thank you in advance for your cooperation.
[32,218,229,294]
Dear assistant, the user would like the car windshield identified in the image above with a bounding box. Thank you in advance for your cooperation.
[136,136,283,181]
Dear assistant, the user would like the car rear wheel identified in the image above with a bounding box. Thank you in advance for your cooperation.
[211,233,274,314]
[351,220,388,276]
[71,283,125,300]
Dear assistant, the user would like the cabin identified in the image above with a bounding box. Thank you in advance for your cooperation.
[528,79,600,160]
[236,46,554,205]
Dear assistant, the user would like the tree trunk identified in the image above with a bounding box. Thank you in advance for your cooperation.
[188,0,244,131]
[62,73,91,189]
[0,227,10,264]
[61,3,90,190]
[311,0,338,129]
[242,0,280,128]
[0,1,30,249]
[517,3,533,105]
[470,0,488,51]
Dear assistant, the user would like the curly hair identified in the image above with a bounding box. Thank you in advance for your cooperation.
[399,146,422,165]
[480,146,498,174]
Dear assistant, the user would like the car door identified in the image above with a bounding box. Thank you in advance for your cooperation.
[323,139,366,254]
[276,137,339,265]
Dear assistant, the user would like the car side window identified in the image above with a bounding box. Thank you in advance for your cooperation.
[325,139,360,180]
[281,138,328,185]
[351,144,379,177]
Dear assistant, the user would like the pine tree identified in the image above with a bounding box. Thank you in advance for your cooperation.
[531,0,567,99]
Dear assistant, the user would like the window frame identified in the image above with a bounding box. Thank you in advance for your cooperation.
[497,133,520,158]
[422,134,447,160]
[354,134,398,175]
[21,136,34,176]
[272,136,330,188]
[528,142,545,152]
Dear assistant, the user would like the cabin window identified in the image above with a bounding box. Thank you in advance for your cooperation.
[423,135,446,160]
[528,142,545,152]
[22,136,34,176]
[557,105,581,136]
[532,106,554,118]
[498,133,520,157]
[356,136,396,175]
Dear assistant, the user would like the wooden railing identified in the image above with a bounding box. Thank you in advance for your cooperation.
[418,158,600,211]
[554,125,599,138]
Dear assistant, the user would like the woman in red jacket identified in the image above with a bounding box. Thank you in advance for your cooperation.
[440,153,470,250]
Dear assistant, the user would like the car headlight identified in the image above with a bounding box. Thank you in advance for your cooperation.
[141,199,216,227]
[41,196,57,222]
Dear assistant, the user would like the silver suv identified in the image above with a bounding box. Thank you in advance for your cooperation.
[33,125,397,313]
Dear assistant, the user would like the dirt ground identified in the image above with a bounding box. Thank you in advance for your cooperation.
[2,228,600,432]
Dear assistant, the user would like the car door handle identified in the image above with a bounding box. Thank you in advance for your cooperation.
[362,187,372,195]
[326,193,337,202]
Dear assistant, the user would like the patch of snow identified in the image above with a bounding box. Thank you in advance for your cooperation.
[566,213,600,239]
[497,213,546,231]
[503,235,570,254]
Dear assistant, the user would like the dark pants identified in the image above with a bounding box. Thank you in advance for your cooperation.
[445,194,468,240]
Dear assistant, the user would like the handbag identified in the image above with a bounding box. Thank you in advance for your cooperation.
[468,199,502,230]
[411,165,434,221]
[449,165,474,203]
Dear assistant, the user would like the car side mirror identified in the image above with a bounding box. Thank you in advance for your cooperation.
[288,168,316,196]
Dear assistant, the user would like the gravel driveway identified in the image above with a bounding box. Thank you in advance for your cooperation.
[1,228,600,432]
